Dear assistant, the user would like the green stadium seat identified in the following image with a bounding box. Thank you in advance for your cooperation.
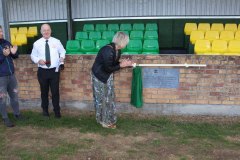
[130,31,143,40]
[108,24,119,31]
[66,40,81,54]
[142,40,159,54]
[75,32,88,40]
[83,24,94,32]
[133,23,145,31]
[146,23,158,31]
[96,40,110,51]
[89,31,101,40]
[124,40,142,54]
[95,24,107,32]
[81,40,96,54]
[119,31,129,35]
[144,31,158,40]
[120,23,132,31]
[102,31,115,41]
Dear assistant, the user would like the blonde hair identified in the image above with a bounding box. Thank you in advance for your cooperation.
[112,32,129,48]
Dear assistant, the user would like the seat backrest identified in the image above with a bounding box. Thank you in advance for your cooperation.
[211,40,228,53]
[211,23,224,32]
[96,40,110,51]
[194,40,211,54]
[27,26,38,37]
[235,31,240,40]
[108,24,119,31]
[144,31,158,40]
[81,40,95,52]
[120,24,132,31]
[10,34,16,45]
[15,34,27,46]
[102,31,115,41]
[198,23,210,32]
[220,31,234,41]
[142,40,159,53]
[18,27,28,34]
[66,40,81,53]
[184,23,197,35]
[228,40,240,53]
[83,24,94,32]
[89,31,101,40]
[190,31,204,44]
[95,24,107,32]
[127,40,142,52]
[205,31,219,42]
[225,23,237,32]
[132,23,145,31]
[75,32,88,40]
[10,28,18,36]
[130,31,143,40]
[145,23,158,31]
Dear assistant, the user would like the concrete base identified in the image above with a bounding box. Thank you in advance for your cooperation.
[19,99,240,116]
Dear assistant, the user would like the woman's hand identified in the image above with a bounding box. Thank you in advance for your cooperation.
[3,47,11,56]
[10,45,18,54]
[120,59,134,68]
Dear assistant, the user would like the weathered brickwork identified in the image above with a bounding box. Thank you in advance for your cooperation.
[14,55,240,105]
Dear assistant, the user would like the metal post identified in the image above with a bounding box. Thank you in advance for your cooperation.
[66,0,72,40]
[0,0,10,40]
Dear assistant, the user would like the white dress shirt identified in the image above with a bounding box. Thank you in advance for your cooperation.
[31,37,66,69]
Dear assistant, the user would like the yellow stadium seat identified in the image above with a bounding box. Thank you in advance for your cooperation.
[235,31,240,40]
[190,31,204,44]
[205,31,219,42]
[15,34,27,46]
[220,31,234,41]
[198,23,210,32]
[18,27,28,34]
[211,40,227,54]
[27,26,38,37]
[225,23,237,32]
[238,24,240,30]
[184,23,197,35]
[211,23,224,32]
[10,28,18,36]
[10,34,17,45]
[194,40,211,54]
[227,40,240,54]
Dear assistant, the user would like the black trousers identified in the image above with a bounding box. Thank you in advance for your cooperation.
[37,67,60,114]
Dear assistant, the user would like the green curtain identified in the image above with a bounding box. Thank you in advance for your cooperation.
[131,66,143,108]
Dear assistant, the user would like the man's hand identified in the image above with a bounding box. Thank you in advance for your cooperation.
[10,45,18,54]
[3,47,11,56]
[38,59,46,65]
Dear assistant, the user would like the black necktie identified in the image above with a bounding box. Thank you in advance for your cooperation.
[45,40,51,67]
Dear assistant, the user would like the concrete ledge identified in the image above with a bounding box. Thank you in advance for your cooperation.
[19,99,240,116]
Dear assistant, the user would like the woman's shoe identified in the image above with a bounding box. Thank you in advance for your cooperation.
[101,123,116,129]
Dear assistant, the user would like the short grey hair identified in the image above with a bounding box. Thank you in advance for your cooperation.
[112,32,129,48]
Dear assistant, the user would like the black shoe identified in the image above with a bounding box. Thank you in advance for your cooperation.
[55,113,61,119]
[14,114,25,121]
[3,118,14,127]
[42,111,50,117]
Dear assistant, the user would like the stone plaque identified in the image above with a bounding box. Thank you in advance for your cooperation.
[143,68,179,88]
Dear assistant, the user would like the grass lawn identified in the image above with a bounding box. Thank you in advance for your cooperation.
[0,109,240,160]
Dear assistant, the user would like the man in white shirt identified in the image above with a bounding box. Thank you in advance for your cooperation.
[31,24,66,118]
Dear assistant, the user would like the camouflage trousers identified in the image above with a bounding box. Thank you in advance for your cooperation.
[91,73,117,125]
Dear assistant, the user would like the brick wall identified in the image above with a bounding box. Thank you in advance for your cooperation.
[15,55,240,105]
